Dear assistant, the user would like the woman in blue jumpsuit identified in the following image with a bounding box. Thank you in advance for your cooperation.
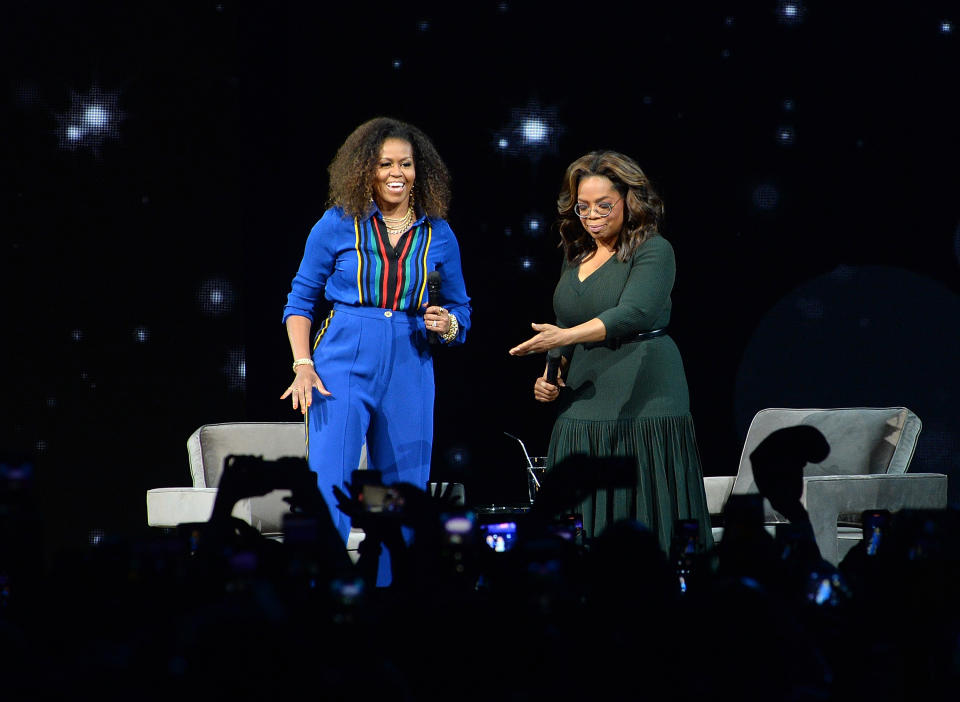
[281,117,471,584]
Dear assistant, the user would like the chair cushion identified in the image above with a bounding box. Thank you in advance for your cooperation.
[731,407,921,523]
[146,487,252,527]
[186,422,369,536]
[187,422,308,488]
[186,422,308,535]
[799,408,914,477]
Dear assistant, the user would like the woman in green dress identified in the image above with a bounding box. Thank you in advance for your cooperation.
[509,150,712,554]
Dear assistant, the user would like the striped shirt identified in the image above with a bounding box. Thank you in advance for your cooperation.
[282,205,471,345]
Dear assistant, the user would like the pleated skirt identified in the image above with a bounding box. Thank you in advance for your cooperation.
[547,414,714,555]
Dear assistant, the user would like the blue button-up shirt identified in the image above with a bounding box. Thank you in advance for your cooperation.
[283,205,472,345]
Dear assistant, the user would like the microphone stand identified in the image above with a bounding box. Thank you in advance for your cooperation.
[503,431,541,491]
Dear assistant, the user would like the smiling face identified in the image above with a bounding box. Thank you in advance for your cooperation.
[577,175,624,245]
[373,137,416,217]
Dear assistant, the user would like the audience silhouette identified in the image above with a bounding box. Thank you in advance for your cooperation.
[0,431,957,701]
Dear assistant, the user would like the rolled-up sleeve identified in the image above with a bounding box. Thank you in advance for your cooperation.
[282,211,338,324]
[596,236,675,339]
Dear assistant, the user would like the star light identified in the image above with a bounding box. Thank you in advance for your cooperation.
[521,119,548,144]
[226,347,246,391]
[776,1,806,25]
[493,101,563,160]
[776,126,796,146]
[199,278,236,316]
[446,445,471,468]
[54,82,124,157]
[524,214,544,236]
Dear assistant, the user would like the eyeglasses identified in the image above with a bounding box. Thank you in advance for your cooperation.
[574,199,621,218]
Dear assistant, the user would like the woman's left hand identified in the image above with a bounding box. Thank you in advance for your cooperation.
[509,323,569,356]
[424,305,450,334]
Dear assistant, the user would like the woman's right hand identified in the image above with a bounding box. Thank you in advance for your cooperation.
[533,366,564,403]
[280,366,331,414]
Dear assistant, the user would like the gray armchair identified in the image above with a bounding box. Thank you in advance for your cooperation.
[146,421,366,554]
[704,407,949,565]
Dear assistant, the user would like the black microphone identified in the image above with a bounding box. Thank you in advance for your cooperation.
[427,270,441,344]
[427,270,441,308]
[545,349,561,385]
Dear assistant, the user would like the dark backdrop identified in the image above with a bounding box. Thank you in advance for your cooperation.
[3,1,958,558]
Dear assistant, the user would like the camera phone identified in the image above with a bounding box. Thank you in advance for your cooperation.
[359,484,404,513]
[481,521,517,552]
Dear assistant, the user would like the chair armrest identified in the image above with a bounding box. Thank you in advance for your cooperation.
[801,473,949,565]
[146,487,253,527]
[703,476,737,515]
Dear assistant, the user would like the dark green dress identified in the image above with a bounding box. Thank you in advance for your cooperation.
[547,234,713,553]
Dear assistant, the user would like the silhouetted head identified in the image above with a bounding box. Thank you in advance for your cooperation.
[750,425,830,521]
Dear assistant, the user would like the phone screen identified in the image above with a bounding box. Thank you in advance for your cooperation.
[359,485,404,513]
[434,511,473,549]
[481,521,517,552]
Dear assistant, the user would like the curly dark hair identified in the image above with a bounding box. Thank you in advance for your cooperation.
[326,117,452,219]
[556,151,664,264]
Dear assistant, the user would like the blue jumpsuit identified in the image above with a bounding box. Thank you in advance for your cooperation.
[283,205,471,584]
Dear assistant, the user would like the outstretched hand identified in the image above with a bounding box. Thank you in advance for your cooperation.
[509,322,569,356]
[280,366,332,415]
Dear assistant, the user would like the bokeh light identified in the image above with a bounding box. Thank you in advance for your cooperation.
[776,126,796,146]
[225,347,246,391]
[445,445,471,469]
[198,278,236,316]
[776,1,806,25]
[493,101,562,159]
[54,82,123,156]
[523,214,544,236]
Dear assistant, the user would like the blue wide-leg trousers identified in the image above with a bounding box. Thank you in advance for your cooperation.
[305,303,434,583]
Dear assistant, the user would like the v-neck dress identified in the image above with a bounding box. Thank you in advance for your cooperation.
[547,234,712,553]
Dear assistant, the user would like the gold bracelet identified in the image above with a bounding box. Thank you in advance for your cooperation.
[292,358,314,372]
[440,313,459,343]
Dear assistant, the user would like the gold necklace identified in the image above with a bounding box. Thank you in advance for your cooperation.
[383,206,414,236]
